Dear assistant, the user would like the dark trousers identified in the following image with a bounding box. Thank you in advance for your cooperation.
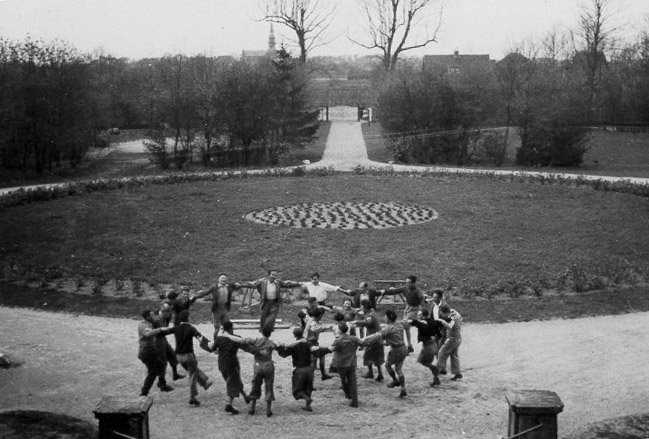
[292,366,314,400]
[164,340,178,368]
[138,348,166,395]
[338,366,358,405]
[250,361,275,402]
[260,300,279,333]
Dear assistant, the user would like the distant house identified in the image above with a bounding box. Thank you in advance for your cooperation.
[241,24,276,64]
[422,50,494,76]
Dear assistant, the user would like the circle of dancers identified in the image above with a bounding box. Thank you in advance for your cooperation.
[137,271,463,416]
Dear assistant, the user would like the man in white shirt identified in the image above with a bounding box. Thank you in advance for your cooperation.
[301,272,343,308]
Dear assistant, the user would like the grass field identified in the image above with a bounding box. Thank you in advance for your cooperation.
[1,170,648,323]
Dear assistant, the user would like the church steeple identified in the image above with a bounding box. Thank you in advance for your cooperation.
[268,23,276,53]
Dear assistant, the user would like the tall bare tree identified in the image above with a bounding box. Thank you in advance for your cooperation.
[352,0,443,71]
[574,0,616,122]
[261,0,339,63]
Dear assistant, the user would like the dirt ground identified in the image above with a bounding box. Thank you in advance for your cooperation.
[1,306,648,438]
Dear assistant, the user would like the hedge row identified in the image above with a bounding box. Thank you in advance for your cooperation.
[1,165,648,210]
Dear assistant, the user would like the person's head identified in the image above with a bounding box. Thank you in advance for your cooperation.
[360,299,372,310]
[338,322,349,334]
[358,281,369,289]
[311,272,320,284]
[432,289,443,304]
[312,307,324,321]
[222,321,234,334]
[342,299,352,310]
[261,327,273,338]
[141,309,153,322]
[268,270,278,281]
[418,309,430,320]
[292,327,304,340]
[384,309,397,323]
[439,304,451,318]
[178,310,190,323]
[406,275,417,286]
[333,311,345,322]
[297,310,307,321]
[166,291,178,301]
[218,273,228,284]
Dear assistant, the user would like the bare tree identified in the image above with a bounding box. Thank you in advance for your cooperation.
[352,0,443,71]
[574,0,617,122]
[260,0,339,63]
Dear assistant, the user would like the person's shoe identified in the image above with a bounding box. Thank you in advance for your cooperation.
[204,380,213,390]
[407,345,414,353]
[430,376,441,387]
[387,380,401,388]
[189,399,200,406]
[451,374,463,381]
[399,389,407,398]
[266,409,273,418]
[438,369,447,375]
[361,371,373,379]
[349,402,358,408]
[139,392,148,397]
[173,373,185,381]
[159,384,174,392]
[321,374,333,381]
[225,405,239,415]
[244,394,251,404]
[375,375,384,382]
[248,408,255,415]
[302,405,313,412]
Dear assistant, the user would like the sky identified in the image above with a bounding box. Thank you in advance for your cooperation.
[0,0,647,61]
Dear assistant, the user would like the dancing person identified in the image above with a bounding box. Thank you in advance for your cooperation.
[210,321,251,415]
[339,281,381,310]
[362,309,409,398]
[435,305,464,381]
[304,307,336,380]
[171,310,213,406]
[426,289,446,320]
[314,322,362,408]
[406,309,444,387]
[380,275,426,353]
[242,270,301,333]
[220,327,279,417]
[338,282,381,338]
[137,309,174,396]
[277,327,316,412]
[157,294,185,381]
[192,273,245,340]
[331,299,361,336]
[352,299,384,382]
[301,272,344,309]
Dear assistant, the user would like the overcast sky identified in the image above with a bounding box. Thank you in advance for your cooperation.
[0,0,647,61]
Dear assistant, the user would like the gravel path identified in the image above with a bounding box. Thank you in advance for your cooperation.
[1,306,648,438]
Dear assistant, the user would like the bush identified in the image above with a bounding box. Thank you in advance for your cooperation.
[516,125,588,167]
[472,132,507,167]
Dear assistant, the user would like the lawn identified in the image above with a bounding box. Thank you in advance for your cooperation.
[1,172,648,323]
[362,123,649,179]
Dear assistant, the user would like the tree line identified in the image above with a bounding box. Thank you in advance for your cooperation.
[0,38,319,175]
[375,0,649,167]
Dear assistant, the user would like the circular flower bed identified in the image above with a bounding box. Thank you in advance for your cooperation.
[244,201,438,229]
